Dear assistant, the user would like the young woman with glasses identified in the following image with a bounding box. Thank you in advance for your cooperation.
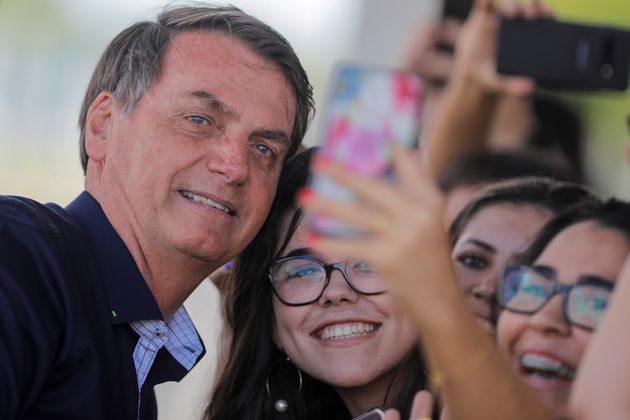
[301,148,552,420]
[449,177,595,335]
[303,145,630,420]
[496,199,630,419]
[205,148,427,420]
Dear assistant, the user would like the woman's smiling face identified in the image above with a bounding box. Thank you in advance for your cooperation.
[271,220,417,400]
[497,221,630,419]
[452,202,553,333]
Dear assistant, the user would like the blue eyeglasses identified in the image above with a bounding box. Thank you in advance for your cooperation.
[269,255,386,306]
[499,265,614,331]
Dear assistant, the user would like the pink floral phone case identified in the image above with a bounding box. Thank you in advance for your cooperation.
[310,63,424,236]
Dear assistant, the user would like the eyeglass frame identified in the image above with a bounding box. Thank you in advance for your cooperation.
[498,265,614,331]
[268,255,387,306]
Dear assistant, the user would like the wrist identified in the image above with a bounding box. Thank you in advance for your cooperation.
[446,69,499,105]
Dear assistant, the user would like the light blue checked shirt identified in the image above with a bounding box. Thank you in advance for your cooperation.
[130,306,203,418]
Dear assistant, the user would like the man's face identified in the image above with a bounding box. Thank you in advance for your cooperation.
[91,31,296,267]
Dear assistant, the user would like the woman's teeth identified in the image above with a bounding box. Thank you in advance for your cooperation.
[520,353,576,380]
[318,322,376,341]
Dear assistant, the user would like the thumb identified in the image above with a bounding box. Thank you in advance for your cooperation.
[383,409,401,420]
[410,390,434,419]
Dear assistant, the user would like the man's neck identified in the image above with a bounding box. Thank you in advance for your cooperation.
[88,187,220,320]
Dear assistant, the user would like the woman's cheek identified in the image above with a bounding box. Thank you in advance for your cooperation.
[496,311,526,355]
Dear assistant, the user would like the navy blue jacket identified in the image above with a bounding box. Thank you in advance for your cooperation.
[0,192,204,419]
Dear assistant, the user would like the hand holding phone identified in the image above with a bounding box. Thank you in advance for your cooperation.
[308,63,424,237]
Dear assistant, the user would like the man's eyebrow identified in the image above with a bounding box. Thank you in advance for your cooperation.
[190,90,236,117]
[191,90,290,145]
[252,128,291,146]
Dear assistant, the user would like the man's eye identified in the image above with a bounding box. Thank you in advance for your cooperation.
[457,254,488,270]
[254,144,272,156]
[187,115,209,126]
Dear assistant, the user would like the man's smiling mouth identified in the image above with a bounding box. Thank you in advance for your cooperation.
[179,190,236,216]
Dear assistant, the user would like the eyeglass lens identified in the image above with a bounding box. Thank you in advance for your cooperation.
[270,257,385,304]
[500,266,611,330]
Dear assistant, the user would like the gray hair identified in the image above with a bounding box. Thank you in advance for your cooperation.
[78,4,314,173]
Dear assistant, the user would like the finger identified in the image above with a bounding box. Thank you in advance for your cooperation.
[307,233,380,265]
[540,3,555,19]
[501,0,519,19]
[498,76,536,96]
[299,189,391,235]
[391,147,439,197]
[473,0,495,14]
[310,160,411,215]
[383,409,401,420]
[481,57,536,96]
[414,51,455,83]
[410,390,434,419]
[522,0,540,20]
[406,24,455,82]
[439,405,450,420]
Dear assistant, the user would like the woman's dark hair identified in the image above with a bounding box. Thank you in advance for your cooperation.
[529,93,583,180]
[516,198,630,265]
[438,150,581,194]
[205,147,426,419]
[449,177,598,245]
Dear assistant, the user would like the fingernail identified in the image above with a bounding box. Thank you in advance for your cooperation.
[306,232,320,247]
[313,155,332,170]
[297,188,315,205]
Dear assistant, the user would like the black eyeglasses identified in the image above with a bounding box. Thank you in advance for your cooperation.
[269,255,387,306]
[499,265,614,331]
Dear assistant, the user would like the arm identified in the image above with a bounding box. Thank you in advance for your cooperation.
[0,224,60,418]
[422,0,539,178]
[569,256,630,419]
[302,149,550,420]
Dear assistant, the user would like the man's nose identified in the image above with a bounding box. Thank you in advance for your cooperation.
[206,133,250,184]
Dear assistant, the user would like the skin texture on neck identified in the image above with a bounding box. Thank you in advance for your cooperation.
[335,368,397,417]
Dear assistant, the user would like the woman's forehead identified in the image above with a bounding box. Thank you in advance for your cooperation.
[535,221,630,284]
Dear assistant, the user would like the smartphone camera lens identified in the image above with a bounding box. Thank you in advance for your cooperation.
[601,63,614,79]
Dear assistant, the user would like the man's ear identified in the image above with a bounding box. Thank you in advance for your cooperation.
[85,92,114,162]
[625,143,630,167]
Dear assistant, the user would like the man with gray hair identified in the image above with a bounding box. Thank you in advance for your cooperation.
[0,4,313,419]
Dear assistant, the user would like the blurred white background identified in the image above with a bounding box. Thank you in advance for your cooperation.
[1,1,628,419]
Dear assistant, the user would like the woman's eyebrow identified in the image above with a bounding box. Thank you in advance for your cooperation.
[283,247,317,258]
[577,274,615,288]
[460,238,496,253]
[532,264,557,278]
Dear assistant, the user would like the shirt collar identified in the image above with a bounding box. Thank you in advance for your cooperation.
[65,191,162,324]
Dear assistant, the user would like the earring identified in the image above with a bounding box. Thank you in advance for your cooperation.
[265,355,303,413]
